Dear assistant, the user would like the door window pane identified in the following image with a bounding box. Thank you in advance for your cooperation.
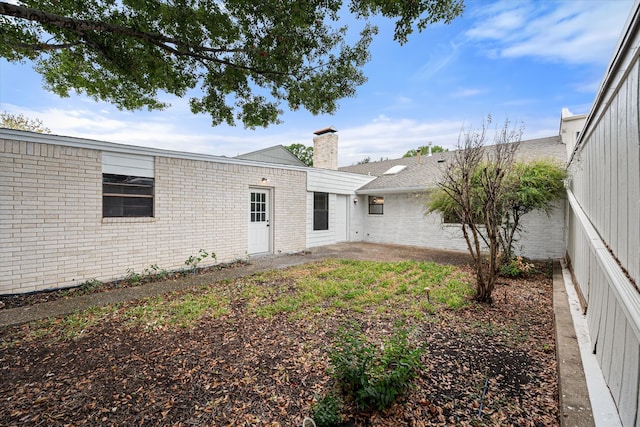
[250,192,267,222]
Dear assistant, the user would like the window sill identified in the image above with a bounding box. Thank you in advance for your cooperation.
[441,222,486,228]
[102,217,157,224]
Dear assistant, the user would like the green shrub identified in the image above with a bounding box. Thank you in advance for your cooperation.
[79,279,102,293]
[500,256,535,278]
[123,268,142,285]
[311,393,343,427]
[143,264,168,281]
[329,323,423,411]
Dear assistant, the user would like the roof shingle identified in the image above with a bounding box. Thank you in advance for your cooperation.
[339,136,565,194]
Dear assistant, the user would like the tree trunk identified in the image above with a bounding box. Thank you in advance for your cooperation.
[475,262,496,303]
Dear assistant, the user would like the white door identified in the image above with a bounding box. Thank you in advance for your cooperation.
[335,195,348,242]
[248,190,271,254]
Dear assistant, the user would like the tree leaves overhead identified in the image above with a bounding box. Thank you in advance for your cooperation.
[0,0,464,128]
[1,110,51,133]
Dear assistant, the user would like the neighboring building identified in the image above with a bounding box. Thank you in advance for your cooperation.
[340,136,568,260]
[559,108,587,158]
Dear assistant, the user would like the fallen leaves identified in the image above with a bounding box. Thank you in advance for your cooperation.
[0,263,558,426]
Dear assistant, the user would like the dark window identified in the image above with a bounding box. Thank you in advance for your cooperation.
[368,196,384,215]
[442,211,460,224]
[442,210,483,224]
[103,174,154,217]
[313,192,329,230]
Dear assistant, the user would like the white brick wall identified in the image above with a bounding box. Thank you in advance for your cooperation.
[360,192,566,260]
[1,138,306,294]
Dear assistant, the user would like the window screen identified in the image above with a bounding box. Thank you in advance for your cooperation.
[103,174,154,217]
[313,192,329,230]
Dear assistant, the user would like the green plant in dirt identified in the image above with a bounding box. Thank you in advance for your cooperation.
[123,268,142,285]
[330,324,375,394]
[311,392,344,427]
[185,249,217,274]
[78,278,102,293]
[546,259,554,279]
[142,264,168,281]
[499,256,535,278]
[329,323,423,411]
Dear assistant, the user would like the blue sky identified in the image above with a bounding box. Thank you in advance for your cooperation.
[0,0,634,166]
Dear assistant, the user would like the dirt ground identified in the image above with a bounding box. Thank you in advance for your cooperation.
[0,243,474,313]
[0,243,558,426]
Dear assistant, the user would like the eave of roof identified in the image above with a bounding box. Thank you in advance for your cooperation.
[356,186,432,195]
[0,127,311,172]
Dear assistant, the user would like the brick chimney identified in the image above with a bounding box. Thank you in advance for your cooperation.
[313,127,338,170]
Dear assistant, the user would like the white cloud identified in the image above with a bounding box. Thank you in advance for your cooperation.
[414,41,461,80]
[337,115,465,164]
[0,102,285,157]
[466,0,634,65]
[393,96,414,106]
[3,102,567,168]
[466,6,530,40]
[501,98,538,107]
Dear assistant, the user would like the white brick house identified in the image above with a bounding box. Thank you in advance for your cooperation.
[0,130,316,295]
[1,124,571,295]
[339,136,569,260]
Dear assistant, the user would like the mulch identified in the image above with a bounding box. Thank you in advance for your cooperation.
[0,265,558,426]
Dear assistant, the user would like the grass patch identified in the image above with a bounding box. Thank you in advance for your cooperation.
[5,259,472,346]
[243,259,472,319]
[123,288,229,329]
[20,305,117,343]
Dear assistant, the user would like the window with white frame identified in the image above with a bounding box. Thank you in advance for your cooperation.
[102,152,155,218]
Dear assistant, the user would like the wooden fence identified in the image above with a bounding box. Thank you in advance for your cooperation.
[565,2,640,425]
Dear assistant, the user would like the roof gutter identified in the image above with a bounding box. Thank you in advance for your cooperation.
[356,186,434,195]
[0,127,310,173]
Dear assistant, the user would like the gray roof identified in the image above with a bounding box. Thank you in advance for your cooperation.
[235,145,306,166]
[340,136,566,194]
